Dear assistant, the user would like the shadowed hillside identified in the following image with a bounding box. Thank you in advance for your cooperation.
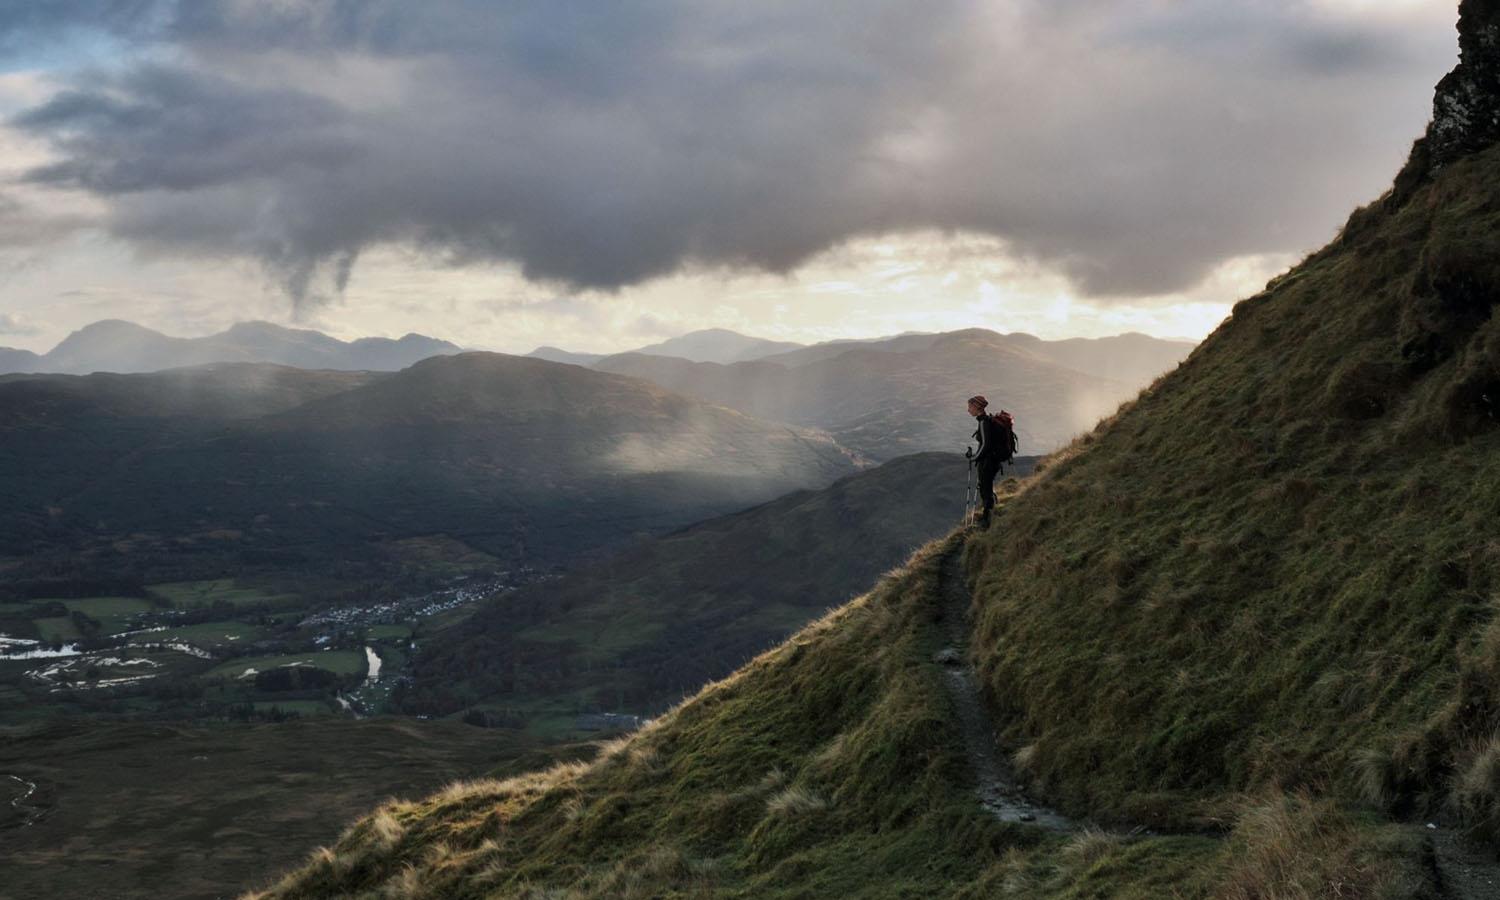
[0,353,861,581]
[0,364,384,423]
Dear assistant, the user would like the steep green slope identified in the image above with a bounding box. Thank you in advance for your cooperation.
[964,79,1500,832]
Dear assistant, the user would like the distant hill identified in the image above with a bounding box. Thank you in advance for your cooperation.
[991,331,1195,384]
[712,327,1193,382]
[0,353,861,581]
[754,331,946,367]
[400,451,1035,724]
[525,346,605,366]
[532,330,935,369]
[0,347,42,373]
[622,328,805,363]
[595,328,1185,459]
[3,319,463,375]
[541,327,1193,386]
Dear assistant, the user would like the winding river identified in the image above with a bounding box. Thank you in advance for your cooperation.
[6,774,41,827]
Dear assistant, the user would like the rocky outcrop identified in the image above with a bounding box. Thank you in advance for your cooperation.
[1429,0,1500,171]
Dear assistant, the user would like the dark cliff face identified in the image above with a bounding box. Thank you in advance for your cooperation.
[1398,0,1500,187]
[1430,0,1500,169]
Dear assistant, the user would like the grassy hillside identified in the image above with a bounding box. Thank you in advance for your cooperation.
[963,141,1500,830]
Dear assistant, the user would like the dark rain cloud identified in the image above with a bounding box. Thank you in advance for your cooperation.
[0,0,1460,308]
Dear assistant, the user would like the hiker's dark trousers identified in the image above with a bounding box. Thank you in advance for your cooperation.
[976,458,1000,519]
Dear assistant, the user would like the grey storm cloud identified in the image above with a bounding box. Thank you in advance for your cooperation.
[1,0,1460,307]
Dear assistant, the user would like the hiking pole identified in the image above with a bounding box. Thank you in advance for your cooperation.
[964,449,975,527]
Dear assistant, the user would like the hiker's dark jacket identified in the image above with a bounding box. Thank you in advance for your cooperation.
[972,413,1006,465]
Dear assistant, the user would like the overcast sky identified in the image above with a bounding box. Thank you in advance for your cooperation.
[0,0,1461,354]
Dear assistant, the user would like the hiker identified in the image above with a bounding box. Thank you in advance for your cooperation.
[965,395,1009,529]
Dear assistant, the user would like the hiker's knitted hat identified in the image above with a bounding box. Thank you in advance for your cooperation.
[968,394,988,409]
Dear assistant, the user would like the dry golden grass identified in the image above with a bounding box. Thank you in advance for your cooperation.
[763,784,827,818]
[1214,792,1410,900]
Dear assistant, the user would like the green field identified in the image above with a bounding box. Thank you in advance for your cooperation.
[364,623,413,641]
[140,621,269,648]
[147,579,300,610]
[31,616,80,642]
[205,650,367,681]
[35,597,157,635]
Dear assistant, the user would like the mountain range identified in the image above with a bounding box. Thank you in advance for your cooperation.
[4,319,1193,462]
[596,328,1194,458]
[4,319,1191,385]
[0,319,463,375]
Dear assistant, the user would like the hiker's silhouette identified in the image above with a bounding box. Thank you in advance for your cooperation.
[965,395,1010,529]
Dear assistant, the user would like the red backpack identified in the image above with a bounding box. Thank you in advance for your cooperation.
[992,410,1017,461]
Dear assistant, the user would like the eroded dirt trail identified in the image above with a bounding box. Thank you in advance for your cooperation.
[1430,828,1500,900]
[934,543,1072,831]
[933,541,1500,894]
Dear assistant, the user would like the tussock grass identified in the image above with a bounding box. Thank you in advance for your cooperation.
[1214,792,1425,900]
[763,785,827,817]
[1452,732,1500,844]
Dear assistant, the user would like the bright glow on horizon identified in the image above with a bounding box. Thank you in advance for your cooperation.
[0,228,1285,354]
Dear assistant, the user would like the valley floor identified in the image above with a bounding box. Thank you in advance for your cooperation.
[0,719,592,900]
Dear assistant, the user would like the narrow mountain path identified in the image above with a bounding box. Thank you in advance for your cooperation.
[935,541,1500,894]
[1430,828,1500,900]
[934,542,1073,831]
